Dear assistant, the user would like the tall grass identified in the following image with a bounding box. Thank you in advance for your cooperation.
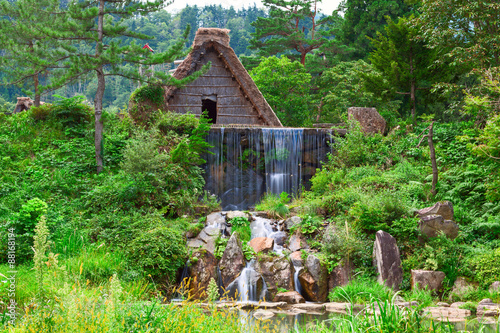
[328,277,394,304]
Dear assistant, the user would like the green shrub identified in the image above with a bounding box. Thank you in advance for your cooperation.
[29,104,52,121]
[328,277,394,304]
[121,128,167,175]
[50,95,93,128]
[156,111,199,136]
[469,247,500,288]
[255,192,290,218]
[128,226,187,281]
[229,216,251,243]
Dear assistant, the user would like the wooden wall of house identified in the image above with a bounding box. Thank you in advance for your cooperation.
[167,51,263,125]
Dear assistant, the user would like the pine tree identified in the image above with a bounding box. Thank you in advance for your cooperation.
[0,0,70,106]
[50,0,206,173]
[249,0,333,65]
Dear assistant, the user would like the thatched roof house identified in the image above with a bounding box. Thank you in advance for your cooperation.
[164,28,282,127]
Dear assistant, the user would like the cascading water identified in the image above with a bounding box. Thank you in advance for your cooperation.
[293,265,303,296]
[262,128,303,196]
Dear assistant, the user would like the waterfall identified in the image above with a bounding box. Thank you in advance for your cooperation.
[172,261,191,301]
[203,127,332,210]
[293,265,303,296]
[237,261,257,302]
[262,128,303,196]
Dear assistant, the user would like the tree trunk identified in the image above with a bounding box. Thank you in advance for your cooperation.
[300,51,306,65]
[94,0,105,173]
[33,73,41,107]
[427,121,438,196]
[410,46,415,125]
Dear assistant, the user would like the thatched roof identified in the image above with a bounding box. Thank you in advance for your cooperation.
[13,97,44,114]
[164,28,282,127]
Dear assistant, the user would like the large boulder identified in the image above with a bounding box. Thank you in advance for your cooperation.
[273,291,305,304]
[348,107,386,134]
[289,230,310,252]
[187,225,220,255]
[298,254,329,302]
[255,255,293,300]
[328,261,351,290]
[411,270,446,292]
[417,201,454,220]
[373,231,403,290]
[248,237,274,254]
[419,215,459,240]
[219,233,246,287]
[187,250,218,300]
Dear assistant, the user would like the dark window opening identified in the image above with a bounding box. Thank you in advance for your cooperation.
[202,97,217,124]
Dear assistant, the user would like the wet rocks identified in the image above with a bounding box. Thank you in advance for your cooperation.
[423,307,471,321]
[348,107,386,134]
[477,299,500,317]
[289,251,304,267]
[187,250,218,300]
[206,212,225,226]
[219,233,245,287]
[270,231,287,246]
[289,230,310,252]
[248,237,274,254]
[373,230,403,290]
[255,255,293,300]
[226,211,249,221]
[411,270,446,292]
[298,254,328,302]
[273,291,305,304]
[253,310,275,320]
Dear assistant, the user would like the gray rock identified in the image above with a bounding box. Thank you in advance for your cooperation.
[285,216,302,231]
[299,254,328,302]
[225,211,249,221]
[322,223,336,244]
[419,215,459,239]
[187,226,220,255]
[449,277,475,300]
[291,303,326,312]
[423,307,471,320]
[449,302,467,308]
[411,270,446,292]
[477,302,500,317]
[478,298,494,305]
[289,230,309,252]
[206,212,225,226]
[270,231,287,246]
[489,281,500,293]
[240,302,287,309]
[417,201,454,221]
[255,256,293,300]
[373,231,403,290]
[273,291,305,304]
[253,310,275,320]
[219,233,246,287]
[437,302,450,307]
[348,107,386,134]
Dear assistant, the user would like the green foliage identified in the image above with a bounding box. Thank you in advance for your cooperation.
[229,216,251,244]
[328,277,394,304]
[50,95,93,128]
[469,247,500,289]
[121,128,167,175]
[241,243,256,261]
[294,215,323,235]
[250,56,312,126]
[15,198,48,234]
[156,111,199,136]
[214,237,228,260]
[132,84,165,105]
[255,192,291,218]
[127,226,187,281]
